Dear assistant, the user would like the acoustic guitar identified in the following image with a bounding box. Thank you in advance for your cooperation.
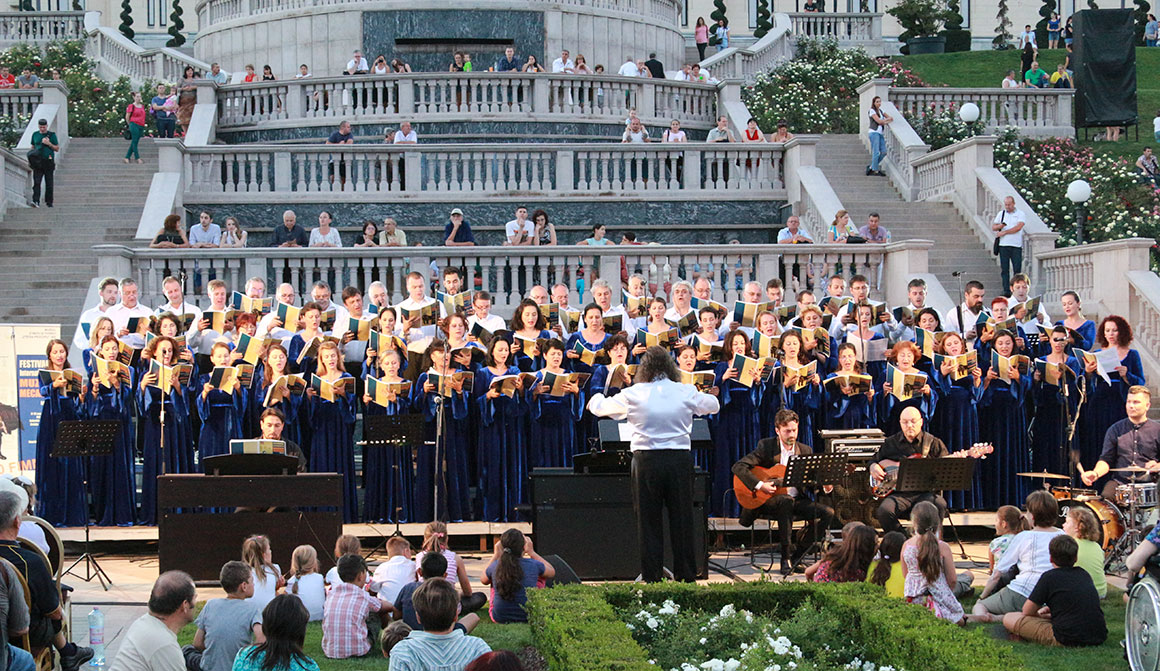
[733,464,790,510]
[868,442,993,499]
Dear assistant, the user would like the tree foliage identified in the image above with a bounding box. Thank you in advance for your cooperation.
[1134,0,1152,44]
[993,0,1014,49]
[167,0,186,48]
[1036,0,1056,48]
[709,0,727,45]
[119,0,134,40]
[754,0,771,38]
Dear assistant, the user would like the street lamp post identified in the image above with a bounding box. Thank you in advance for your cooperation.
[1066,179,1092,244]
[958,102,980,136]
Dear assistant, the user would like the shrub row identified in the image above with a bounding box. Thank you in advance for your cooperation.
[528,581,1024,671]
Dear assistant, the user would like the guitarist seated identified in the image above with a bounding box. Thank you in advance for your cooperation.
[869,406,948,534]
[732,408,835,575]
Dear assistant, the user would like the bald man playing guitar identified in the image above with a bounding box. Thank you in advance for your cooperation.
[732,408,835,575]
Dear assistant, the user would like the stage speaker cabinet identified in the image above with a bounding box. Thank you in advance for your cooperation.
[1072,9,1137,129]
[530,468,709,580]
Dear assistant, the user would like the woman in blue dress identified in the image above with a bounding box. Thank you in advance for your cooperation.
[86,335,137,526]
[979,330,1032,508]
[253,344,302,444]
[527,339,584,469]
[753,310,784,439]
[509,299,553,372]
[932,331,984,510]
[414,339,472,522]
[305,340,357,522]
[1056,290,1096,354]
[1030,325,1082,476]
[1076,315,1146,472]
[631,297,675,361]
[361,348,413,523]
[880,341,937,435]
[82,317,115,377]
[565,304,609,452]
[286,302,325,375]
[36,339,86,526]
[677,344,720,473]
[138,335,194,525]
[473,336,527,522]
[713,330,762,518]
[195,341,246,461]
[824,342,877,430]
[778,330,821,449]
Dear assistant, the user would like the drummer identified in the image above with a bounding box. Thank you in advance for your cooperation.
[1081,386,1160,500]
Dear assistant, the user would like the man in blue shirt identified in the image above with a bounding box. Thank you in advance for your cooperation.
[271,210,310,247]
[1081,386,1160,499]
[496,47,522,72]
[29,119,58,207]
[151,83,176,138]
[443,208,476,247]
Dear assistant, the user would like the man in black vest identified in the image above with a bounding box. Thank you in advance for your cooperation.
[733,409,834,575]
[870,406,948,534]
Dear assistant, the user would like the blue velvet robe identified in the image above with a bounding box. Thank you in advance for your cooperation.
[195,373,246,461]
[932,367,984,510]
[35,376,86,526]
[139,379,195,525]
[979,372,1032,508]
[415,371,472,522]
[473,366,528,522]
[713,361,762,518]
[1076,348,1146,471]
[823,374,878,430]
[362,380,414,523]
[526,370,584,469]
[305,373,357,522]
[1029,356,1081,476]
[86,378,138,526]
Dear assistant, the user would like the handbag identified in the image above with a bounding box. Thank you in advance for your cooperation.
[846,236,867,244]
[121,124,132,141]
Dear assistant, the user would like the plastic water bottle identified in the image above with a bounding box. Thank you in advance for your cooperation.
[88,607,105,667]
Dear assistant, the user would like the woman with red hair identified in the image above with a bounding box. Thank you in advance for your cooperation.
[1076,315,1146,472]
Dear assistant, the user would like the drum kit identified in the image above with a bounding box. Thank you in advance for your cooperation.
[1017,466,1158,572]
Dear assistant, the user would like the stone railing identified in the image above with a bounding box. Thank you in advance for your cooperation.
[93,240,935,313]
[167,141,787,200]
[891,87,1075,139]
[82,11,222,87]
[699,13,793,81]
[14,81,69,161]
[786,12,884,50]
[1126,270,1160,390]
[0,148,31,219]
[195,0,680,29]
[0,90,42,125]
[0,11,85,46]
[215,73,718,130]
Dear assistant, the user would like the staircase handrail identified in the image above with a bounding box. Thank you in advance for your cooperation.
[0,147,31,219]
[83,11,225,86]
[699,13,793,81]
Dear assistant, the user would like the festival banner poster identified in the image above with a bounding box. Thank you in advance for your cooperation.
[0,324,61,479]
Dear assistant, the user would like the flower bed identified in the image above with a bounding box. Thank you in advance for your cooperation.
[526,582,1022,671]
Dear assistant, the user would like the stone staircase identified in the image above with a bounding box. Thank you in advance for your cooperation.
[815,134,1003,298]
[0,138,156,330]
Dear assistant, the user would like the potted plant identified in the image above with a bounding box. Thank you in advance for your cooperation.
[887,0,952,54]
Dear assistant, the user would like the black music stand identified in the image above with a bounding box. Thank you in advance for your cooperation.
[362,413,426,547]
[783,453,848,568]
[895,457,978,559]
[54,420,120,590]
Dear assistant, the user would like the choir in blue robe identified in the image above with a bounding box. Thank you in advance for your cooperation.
[86,376,137,526]
[979,367,1032,508]
[565,331,608,451]
[823,375,877,430]
[36,374,86,526]
[305,373,357,522]
[880,373,937,436]
[361,382,414,523]
[713,361,762,517]
[1029,357,1081,476]
[1076,348,1146,470]
[195,373,246,460]
[512,330,553,372]
[473,366,527,522]
[932,366,984,510]
[526,370,584,468]
[249,367,303,445]
[781,373,821,449]
[138,379,194,525]
[415,370,472,522]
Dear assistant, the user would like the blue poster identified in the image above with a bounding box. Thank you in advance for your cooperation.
[0,324,61,478]
[16,352,48,468]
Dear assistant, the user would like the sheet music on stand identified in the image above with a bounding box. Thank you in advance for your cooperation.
[895,457,977,493]
[53,420,121,590]
[783,453,848,489]
[361,414,428,447]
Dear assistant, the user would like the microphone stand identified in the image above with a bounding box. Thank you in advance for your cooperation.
[953,272,965,340]
[432,346,451,522]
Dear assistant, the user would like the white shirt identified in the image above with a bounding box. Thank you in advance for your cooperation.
[551,58,574,73]
[617,61,639,77]
[588,378,720,451]
[1017,30,1035,49]
[993,207,1026,247]
[505,218,534,244]
[779,442,799,498]
[334,310,368,363]
[468,313,507,335]
[309,228,342,247]
[107,614,184,671]
[663,306,695,324]
[247,564,281,612]
[371,555,415,605]
[315,301,350,335]
[395,296,439,339]
[257,310,295,345]
[154,301,203,335]
[602,304,637,339]
[994,528,1065,597]
[1005,294,1051,328]
[1154,116,1160,133]
[1002,77,1020,89]
[943,303,988,342]
[285,572,326,621]
[188,303,231,354]
[347,56,369,72]
[107,302,154,349]
[392,129,417,143]
[74,304,112,351]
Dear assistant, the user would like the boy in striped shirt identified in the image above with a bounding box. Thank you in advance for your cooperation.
[387,580,490,671]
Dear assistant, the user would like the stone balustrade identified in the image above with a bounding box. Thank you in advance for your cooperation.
[0,148,30,219]
[168,141,787,201]
[891,87,1074,139]
[14,81,70,161]
[215,73,719,130]
[0,90,42,125]
[94,240,935,313]
[82,11,222,87]
[0,11,85,46]
[786,12,884,51]
[700,14,794,81]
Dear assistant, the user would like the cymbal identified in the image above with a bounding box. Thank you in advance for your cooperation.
[1016,471,1070,480]
[1110,466,1155,473]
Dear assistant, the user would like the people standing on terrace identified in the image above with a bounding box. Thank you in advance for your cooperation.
[617,56,638,77]
[124,92,148,165]
[391,58,412,73]
[179,66,199,134]
[310,211,342,248]
[694,17,710,60]
[273,210,309,247]
[713,18,730,52]
[522,56,545,73]
[551,50,575,73]
[380,218,408,247]
[372,55,390,75]
[496,47,522,72]
[208,62,228,85]
[151,83,177,139]
[574,55,593,74]
[505,206,534,246]
[867,96,891,177]
[347,50,369,75]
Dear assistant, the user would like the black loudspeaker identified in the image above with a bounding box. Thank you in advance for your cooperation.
[541,554,582,585]
[530,469,709,580]
[1072,9,1138,128]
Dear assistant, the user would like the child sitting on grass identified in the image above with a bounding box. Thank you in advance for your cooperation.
[373,536,414,606]
[387,580,491,671]
[865,531,906,598]
[325,534,362,587]
[1002,535,1108,647]
[322,554,395,659]
[395,552,480,634]
[182,560,263,671]
[481,529,555,624]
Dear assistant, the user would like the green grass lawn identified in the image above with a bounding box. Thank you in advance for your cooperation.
[898,48,1160,161]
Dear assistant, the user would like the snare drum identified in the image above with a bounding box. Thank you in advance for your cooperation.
[1118,483,1160,509]
[1057,498,1125,552]
[1051,486,1099,501]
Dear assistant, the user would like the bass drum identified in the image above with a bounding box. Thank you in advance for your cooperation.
[1128,576,1160,671]
[1056,498,1125,551]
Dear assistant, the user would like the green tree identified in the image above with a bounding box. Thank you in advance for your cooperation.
[754,0,771,38]
[119,0,134,40]
[167,0,186,47]
[19,0,33,11]
[993,0,1014,48]
[709,0,727,45]
[1036,0,1055,48]
[941,0,971,51]
[1087,0,1099,8]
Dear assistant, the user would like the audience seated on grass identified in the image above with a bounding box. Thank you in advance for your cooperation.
[372,537,415,605]
[183,561,263,671]
[242,536,284,612]
[232,595,320,671]
[972,491,1064,622]
[414,522,487,616]
[1063,507,1108,599]
[1001,535,1108,647]
[379,621,411,658]
[324,535,362,587]
[481,529,555,624]
[285,545,326,622]
[464,651,525,671]
[394,552,480,634]
[865,530,906,598]
[322,554,395,659]
[386,580,491,671]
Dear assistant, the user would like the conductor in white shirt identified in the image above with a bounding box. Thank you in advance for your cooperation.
[588,346,720,582]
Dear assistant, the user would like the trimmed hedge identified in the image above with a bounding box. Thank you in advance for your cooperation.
[528,581,1024,671]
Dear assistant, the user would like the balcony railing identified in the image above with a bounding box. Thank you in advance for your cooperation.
[0,11,85,45]
[891,87,1074,139]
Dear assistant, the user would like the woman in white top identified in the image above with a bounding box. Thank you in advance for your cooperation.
[220,216,247,248]
[372,55,390,75]
[309,211,342,247]
[662,119,686,142]
[285,545,326,621]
